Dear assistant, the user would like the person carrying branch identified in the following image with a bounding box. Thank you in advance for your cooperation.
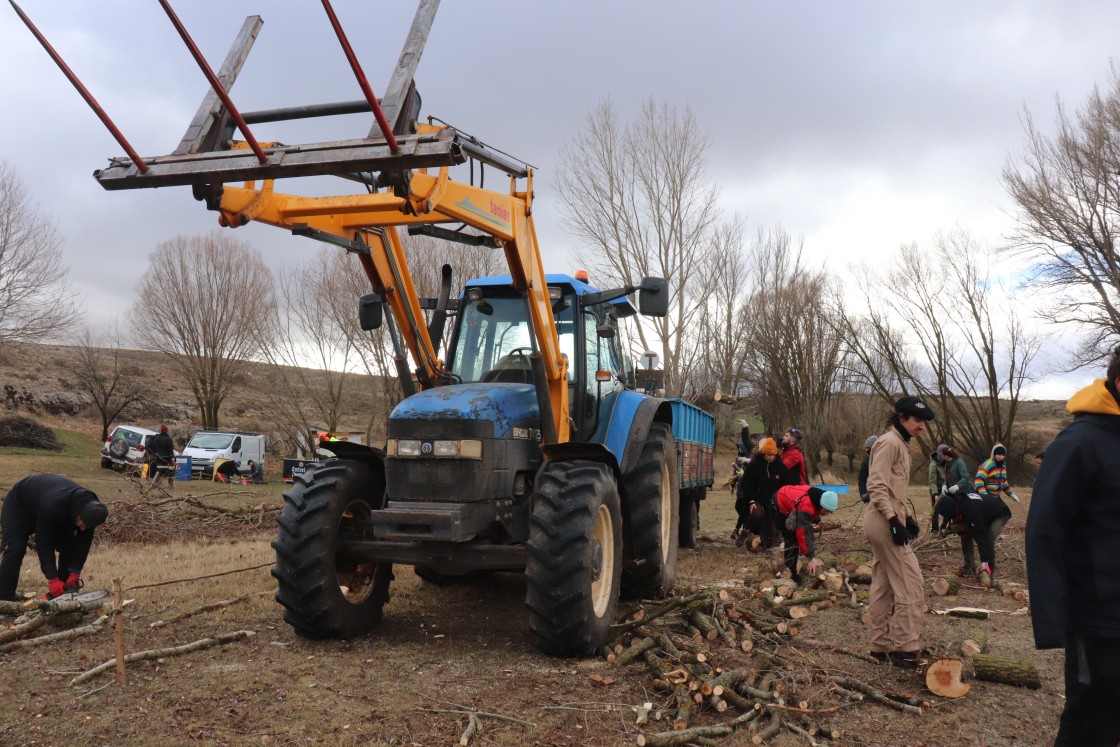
[1027,345,1120,745]
[773,484,838,582]
[865,396,934,668]
[0,474,109,601]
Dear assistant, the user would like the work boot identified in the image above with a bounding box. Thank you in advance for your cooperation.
[735,531,747,548]
[888,651,922,669]
[870,651,890,664]
[730,528,740,541]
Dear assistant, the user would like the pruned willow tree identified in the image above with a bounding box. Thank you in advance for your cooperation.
[1003,64,1120,362]
[555,98,721,397]
[133,232,276,429]
[834,230,1044,465]
[739,228,845,480]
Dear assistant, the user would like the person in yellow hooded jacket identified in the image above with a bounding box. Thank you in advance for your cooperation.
[1028,346,1120,745]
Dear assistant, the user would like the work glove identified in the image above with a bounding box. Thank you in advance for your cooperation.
[806,557,822,575]
[46,577,66,600]
[860,492,870,504]
[1009,492,1020,503]
[905,516,920,540]
[63,573,82,592]
[947,485,960,495]
[888,517,909,546]
[940,483,948,497]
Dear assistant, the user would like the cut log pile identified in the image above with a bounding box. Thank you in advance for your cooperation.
[607,575,937,746]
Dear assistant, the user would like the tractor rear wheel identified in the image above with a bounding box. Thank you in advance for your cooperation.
[272,459,392,639]
[621,424,680,597]
[525,460,622,657]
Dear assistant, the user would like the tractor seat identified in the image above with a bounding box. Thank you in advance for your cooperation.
[480,367,534,384]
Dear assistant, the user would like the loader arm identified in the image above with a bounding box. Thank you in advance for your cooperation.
[214,135,569,441]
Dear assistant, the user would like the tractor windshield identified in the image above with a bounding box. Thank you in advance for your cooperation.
[449,290,577,384]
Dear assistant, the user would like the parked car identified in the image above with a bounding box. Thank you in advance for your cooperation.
[101,424,157,470]
[182,431,265,479]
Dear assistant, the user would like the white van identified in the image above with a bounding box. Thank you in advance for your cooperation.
[183,431,265,479]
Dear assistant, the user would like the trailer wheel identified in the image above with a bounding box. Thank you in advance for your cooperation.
[679,488,701,549]
[271,459,392,639]
[621,423,680,598]
[525,460,622,657]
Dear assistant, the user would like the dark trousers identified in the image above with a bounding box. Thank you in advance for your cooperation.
[0,498,32,601]
[780,528,800,580]
[1056,636,1120,746]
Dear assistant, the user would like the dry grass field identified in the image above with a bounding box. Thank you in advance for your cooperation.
[0,429,1065,747]
[0,341,1074,746]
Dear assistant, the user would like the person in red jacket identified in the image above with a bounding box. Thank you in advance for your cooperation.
[780,428,808,485]
[772,485,838,582]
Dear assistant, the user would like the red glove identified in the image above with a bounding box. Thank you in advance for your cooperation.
[46,577,66,599]
[63,573,82,592]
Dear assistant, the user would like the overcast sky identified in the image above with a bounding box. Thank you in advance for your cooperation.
[2,1,1117,397]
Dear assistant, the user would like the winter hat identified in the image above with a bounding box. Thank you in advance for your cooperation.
[758,437,779,456]
[820,491,839,512]
[863,435,878,450]
[936,443,949,456]
[160,424,168,434]
[78,500,109,529]
[993,444,1007,457]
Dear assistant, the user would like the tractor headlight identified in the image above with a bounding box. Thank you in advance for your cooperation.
[432,440,459,457]
[397,439,422,457]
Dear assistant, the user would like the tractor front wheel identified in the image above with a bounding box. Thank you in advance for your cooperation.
[272,459,392,639]
[525,460,622,657]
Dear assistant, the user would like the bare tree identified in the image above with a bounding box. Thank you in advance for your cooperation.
[836,230,1045,464]
[695,215,752,399]
[556,99,721,396]
[72,327,149,441]
[739,227,846,478]
[258,248,357,452]
[1002,65,1120,360]
[133,232,276,429]
[0,160,78,347]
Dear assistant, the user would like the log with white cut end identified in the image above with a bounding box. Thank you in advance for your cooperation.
[932,576,961,596]
[786,605,810,620]
[960,639,983,658]
[926,658,971,698]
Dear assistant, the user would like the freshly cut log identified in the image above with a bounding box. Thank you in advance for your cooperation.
[931,577,961,596]
[926,658,971,698]
[786,606,810,620]
[972,654,1042,689]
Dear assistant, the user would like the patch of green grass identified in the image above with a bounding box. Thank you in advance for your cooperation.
[0,427,107,491]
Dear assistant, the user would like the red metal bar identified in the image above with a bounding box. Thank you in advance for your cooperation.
[156,0,268,164]
[320,0,400,153]
[9,0,149,172]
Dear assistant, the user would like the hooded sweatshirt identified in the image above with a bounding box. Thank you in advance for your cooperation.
[973,443,1013,498]
[3,474,103,580]
[1027,380,1120,649]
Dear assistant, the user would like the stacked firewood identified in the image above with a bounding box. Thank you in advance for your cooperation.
[604,569,929,747]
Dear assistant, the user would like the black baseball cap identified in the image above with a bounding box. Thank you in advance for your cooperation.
[895,395,935,421]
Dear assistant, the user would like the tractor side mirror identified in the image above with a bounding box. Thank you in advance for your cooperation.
[638,276,669,317]
[358,293,384,331]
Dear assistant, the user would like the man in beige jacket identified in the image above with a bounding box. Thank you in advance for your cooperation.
[865,395,934,667]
